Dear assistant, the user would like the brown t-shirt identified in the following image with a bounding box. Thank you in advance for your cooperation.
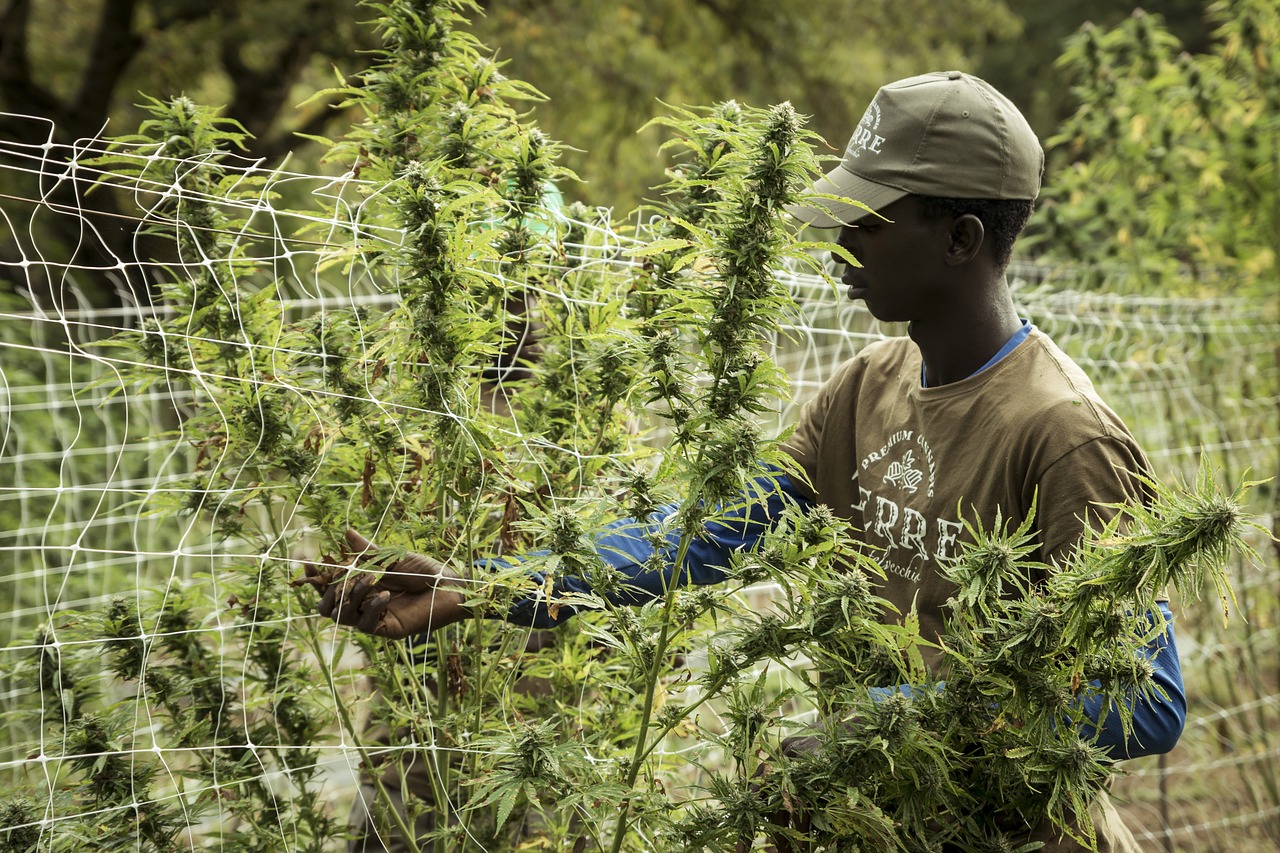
[783,328,1152,671]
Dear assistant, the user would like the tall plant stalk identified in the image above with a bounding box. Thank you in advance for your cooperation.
[605,99,832,852]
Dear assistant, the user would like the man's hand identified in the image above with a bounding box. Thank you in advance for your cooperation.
[294,528,471,639]
[733,734,820,853]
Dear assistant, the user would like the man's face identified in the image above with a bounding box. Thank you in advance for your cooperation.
[832,196,951,324]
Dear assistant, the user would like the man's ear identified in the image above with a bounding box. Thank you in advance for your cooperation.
[945,213,985,266]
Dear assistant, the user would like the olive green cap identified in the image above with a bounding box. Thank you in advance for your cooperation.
[788,71,1044,227]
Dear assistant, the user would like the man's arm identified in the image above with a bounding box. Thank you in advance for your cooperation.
[496,471,813,628]
[1078,601,1186,758]
[301,469,813,638]
[1033,434,1185,756]
[869,607,1185,759]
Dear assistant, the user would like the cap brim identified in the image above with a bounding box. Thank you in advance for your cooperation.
[785,163,909,228]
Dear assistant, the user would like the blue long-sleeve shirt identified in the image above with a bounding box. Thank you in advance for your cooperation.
[490,470,1185,760]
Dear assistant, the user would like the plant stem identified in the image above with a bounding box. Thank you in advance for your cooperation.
[300,620,424,853]
[433,630,453,853]
[633,672,731,767]
[608,531,697,853]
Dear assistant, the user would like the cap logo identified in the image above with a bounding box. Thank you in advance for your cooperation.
[847,100,885,159]
[786,72,1043,228]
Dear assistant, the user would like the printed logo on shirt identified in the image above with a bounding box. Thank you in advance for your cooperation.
[884,449,924,493]
[853,430,959,587]
[861,429,935,498]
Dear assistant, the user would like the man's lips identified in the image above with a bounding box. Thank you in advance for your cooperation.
[843,270,868,297]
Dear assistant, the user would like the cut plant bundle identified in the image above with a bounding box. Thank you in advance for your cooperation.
[710,466,1267,851]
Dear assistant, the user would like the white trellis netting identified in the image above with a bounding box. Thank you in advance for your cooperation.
[1,123,1278,851]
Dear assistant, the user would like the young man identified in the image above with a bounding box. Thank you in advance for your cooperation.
[311,72,1184,852]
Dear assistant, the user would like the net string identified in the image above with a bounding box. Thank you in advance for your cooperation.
[1,118,1277,847]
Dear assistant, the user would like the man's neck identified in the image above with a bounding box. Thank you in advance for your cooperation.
[909,289,1023,387]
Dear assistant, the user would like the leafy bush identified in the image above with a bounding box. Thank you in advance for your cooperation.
[1029,0,1280,295]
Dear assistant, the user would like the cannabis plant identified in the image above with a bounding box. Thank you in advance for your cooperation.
[670,466,1266,851]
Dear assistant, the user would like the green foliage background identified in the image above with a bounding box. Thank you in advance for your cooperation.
[0,0,1231,310]
[1028,0,1280,297]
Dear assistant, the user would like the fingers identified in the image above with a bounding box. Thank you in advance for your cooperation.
[291,563,326,591]
[318,572,377,626]
[309,528,467,639]
[291,558,347,593]
[317,574,345,620]
[315,573,404,639]
[292,528,376,595]
[378,553,450,594]
[357,590,391,635]
[352,589,428,641]
[341,528,442,591]
[344,527,376,560]
[779,734,821,758]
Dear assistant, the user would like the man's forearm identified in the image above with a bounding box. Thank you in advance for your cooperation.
[491,471,812,628]
[1079,601,1186,758]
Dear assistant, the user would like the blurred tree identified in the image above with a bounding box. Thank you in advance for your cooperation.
[0,0,374,161]
[0,0,375,308]
[1025,0,1280,296]
[0,0,1028,306]
[468,0,1022,212]
[2,0,1244,308]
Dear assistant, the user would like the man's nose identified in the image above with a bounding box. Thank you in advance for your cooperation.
[832,242,858,268]
[832,226,860,265]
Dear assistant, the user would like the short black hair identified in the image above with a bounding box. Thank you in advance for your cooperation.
[915,196,1035,271]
